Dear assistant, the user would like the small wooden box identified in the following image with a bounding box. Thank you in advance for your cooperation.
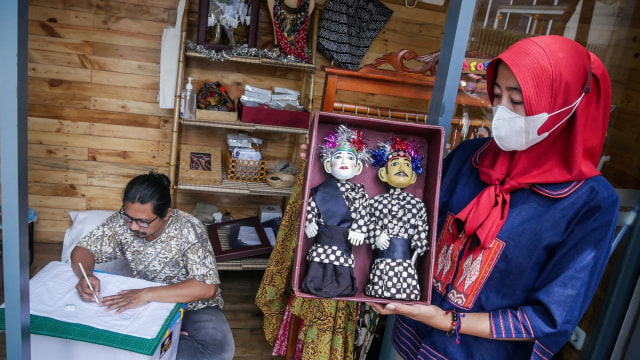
[179,145,222,186]
[196,109,238,122]
[224,150,266,182]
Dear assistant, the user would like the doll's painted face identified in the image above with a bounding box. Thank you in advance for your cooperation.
[324,150,362,181]
[378,153,417,189]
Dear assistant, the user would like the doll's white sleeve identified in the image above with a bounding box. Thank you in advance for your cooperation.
[306,196,319,226]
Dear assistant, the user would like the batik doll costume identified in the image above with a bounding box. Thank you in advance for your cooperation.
[301,125,371,298]
[364,138,429,300]
[393,36,619,359]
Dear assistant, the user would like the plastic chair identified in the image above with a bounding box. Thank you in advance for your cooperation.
[610,188,640,256]
[0,207,38,265]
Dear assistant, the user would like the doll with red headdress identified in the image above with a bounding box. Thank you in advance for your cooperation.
[364,137,429,300]
[301,125,370,298]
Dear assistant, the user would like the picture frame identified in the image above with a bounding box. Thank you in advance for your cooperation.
[207,217,273,262]
[197,0,261,50]
[178,145,222,186]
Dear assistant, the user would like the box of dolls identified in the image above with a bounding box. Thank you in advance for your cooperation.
[292,111,444,305]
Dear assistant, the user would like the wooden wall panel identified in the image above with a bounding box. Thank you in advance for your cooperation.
[26,0,177,244]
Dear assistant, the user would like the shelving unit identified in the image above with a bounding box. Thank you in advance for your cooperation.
[182,118,309,134]
[177,175,294,197]
[168,1,316,270]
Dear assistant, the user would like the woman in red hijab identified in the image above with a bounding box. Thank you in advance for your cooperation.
[371,35,619,359]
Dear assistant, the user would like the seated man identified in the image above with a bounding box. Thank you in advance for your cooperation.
[71,171,234,360]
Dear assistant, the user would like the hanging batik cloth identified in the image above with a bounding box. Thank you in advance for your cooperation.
[273,0,312,63]
[317,0,393,70]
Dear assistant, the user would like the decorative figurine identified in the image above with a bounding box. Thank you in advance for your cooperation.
[302,125,370,298]
[365,137,429,300]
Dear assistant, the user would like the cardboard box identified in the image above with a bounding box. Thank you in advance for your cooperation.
[30,311,182,360]
[293,112,444,305]
[259,205,282,223]
[0,262,184,360]
[238,101,310,129]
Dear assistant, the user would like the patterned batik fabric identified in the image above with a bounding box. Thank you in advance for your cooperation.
[317,0,393,70]
[77,209,223,311]
[255,163,359,360]
[364,187,429,300]
[305,180,368,267]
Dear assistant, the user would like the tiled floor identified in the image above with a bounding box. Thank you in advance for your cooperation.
[0,243,282,359]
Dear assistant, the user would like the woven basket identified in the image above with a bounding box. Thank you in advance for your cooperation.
[224,150,266,182]
[265,173,295,188]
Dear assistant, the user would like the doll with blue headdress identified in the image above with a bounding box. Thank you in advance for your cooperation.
[365,137,429,300]
[301,125,371,298]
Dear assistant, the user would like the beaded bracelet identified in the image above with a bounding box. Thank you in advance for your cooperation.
[445,309,465,344]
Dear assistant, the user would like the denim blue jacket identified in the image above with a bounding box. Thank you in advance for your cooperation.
[394,138,619,360]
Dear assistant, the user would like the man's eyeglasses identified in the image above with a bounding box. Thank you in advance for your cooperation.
[118,207,159,228]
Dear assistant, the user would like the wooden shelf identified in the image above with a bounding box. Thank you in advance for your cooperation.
[217,257,269,271]
[182,118,308,134]
[186,51,316,71]
[177,178,294,197]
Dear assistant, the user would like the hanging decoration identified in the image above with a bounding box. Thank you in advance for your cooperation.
[185,40,308,65]
[272,0,312,63]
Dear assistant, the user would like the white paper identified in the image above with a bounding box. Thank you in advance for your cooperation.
[10,261,177,339]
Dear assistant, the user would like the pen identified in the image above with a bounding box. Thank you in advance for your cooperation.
[78,262,101,305]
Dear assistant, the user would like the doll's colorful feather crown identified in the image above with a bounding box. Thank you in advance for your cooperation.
[320,125,371,164]
[370,136,424,174]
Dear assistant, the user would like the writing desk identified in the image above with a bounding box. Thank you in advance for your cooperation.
[0,261,183,360]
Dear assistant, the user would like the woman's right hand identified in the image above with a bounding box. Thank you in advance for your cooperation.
[300,134,309,159]
[368,302,450,332]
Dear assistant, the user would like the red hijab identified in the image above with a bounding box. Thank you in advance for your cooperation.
[455,35,612,248]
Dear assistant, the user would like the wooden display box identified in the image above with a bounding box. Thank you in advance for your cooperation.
[293,112,444,305]
[207,217,272,262]
[196,0,260,51]
[238,101,310,129]
[224,149,267,182]
[179,145,222,186]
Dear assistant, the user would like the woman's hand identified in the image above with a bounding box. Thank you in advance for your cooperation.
[367,302,450,331]
[368,302,495,339]
[300,134,309,159]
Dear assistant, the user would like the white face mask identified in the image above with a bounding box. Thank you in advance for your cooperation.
[491,93,585,151]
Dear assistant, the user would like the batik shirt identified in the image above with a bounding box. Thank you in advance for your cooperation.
[78,209,223,311]
[305,180,368,266]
